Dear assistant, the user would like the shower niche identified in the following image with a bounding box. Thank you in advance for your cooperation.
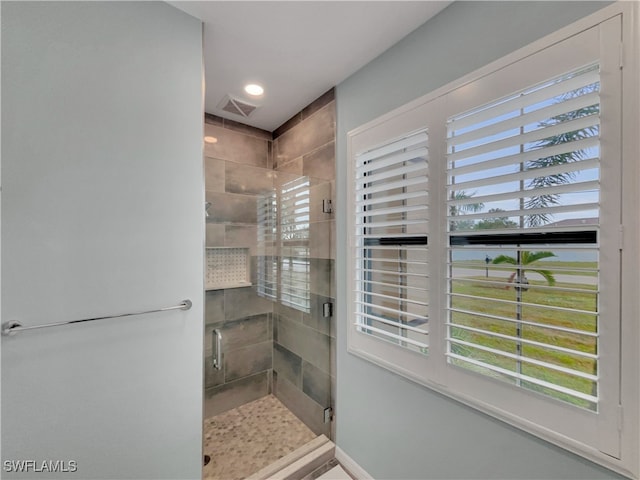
[205,247,251,290]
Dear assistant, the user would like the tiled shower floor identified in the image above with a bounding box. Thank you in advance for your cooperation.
[203,394,317,480]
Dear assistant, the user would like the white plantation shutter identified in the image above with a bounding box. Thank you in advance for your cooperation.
[353,130,429,353]
[446,65,603,410]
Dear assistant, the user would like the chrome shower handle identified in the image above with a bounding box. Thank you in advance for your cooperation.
[212,328,222,370]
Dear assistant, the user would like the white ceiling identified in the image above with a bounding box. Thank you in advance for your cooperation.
[169,1,451,132]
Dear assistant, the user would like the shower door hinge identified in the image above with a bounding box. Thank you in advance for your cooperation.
[323,302,333,318]
[323,407,333,424]
[322,199,333,214]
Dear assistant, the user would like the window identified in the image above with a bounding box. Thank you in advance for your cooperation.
[347,8,637,475]
[446,64,602,411]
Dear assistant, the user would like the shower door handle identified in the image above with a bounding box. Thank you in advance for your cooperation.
[212,329,222,370]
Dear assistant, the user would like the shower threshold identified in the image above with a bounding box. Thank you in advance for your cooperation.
[247,434,335,480]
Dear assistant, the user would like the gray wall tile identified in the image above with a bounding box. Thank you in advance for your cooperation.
[205,290,224,326]
[274,301,304,324]
[225,287,272,321]
[302,91,335,121]
[273,343,302,388]
[273,113,302,140]
[214,313,271,349]
[276,157,303,175]
[204,123,269,168]
[225,340,272,382]
[310,258,333,298]
[204,371,269,419]
[225,162,274,195]
[204,157,225,193]
[225,225,258,253]
[274,170,302,190]
[303,141,335,182]
[273,92,334,139]
[309,221,331,259]
[205,191,258,224]
[276,316,330,374]
[273,372,329,437]
[302,361,331,408]
[273,103,335,165]
[206,224,225,247]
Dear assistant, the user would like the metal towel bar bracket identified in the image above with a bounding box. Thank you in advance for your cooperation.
[1,299,192,337]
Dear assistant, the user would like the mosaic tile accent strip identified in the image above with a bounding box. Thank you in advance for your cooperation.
[203,394,316,480]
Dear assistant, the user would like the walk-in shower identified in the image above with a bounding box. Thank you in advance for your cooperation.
[202,89,336,479]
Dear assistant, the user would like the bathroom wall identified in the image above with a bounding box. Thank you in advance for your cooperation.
[271,89,336,437]
[203,116,275,417]
[2,2,204,478]
[335,2,622,479]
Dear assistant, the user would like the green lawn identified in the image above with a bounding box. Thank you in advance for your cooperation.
[449,276,597,409]
[453,260,598,277]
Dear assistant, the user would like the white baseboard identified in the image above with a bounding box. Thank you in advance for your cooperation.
[335,446,374,480]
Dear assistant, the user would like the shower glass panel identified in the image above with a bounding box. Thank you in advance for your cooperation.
[202,90,336,478]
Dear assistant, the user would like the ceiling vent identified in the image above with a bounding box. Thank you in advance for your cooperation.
[217,94,258,118]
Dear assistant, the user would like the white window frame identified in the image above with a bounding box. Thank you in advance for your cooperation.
[346,3,639,478]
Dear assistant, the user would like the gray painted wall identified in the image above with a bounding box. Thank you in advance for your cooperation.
[335,2,623,479]
[1,2,203,478]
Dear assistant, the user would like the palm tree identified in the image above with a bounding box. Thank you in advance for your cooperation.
[492,250,557,287]
[524,79,600,227]
[449,190,484,231]
[492,250,556,385]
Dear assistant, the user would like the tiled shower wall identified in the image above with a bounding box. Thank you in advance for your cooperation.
[272,90,336,438]
[202,89,336,438]
[203,117,274,418]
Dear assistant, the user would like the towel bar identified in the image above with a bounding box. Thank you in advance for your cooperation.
[1,299,192,336]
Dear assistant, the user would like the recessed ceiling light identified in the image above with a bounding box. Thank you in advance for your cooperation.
[244,84,264,96]
[204,136,218,144]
